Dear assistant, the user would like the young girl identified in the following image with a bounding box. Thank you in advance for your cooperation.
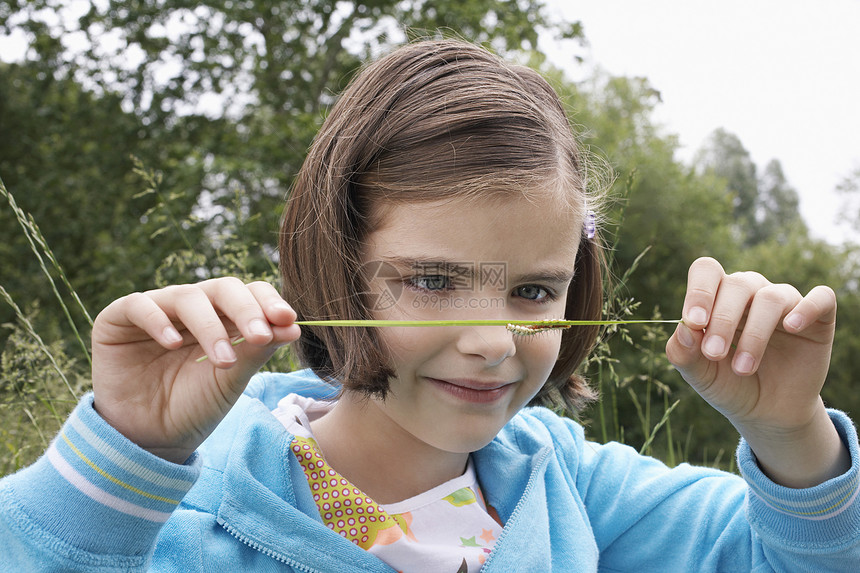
[2,40,858,572]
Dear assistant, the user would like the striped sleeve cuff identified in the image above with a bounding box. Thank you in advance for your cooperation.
[4,392,200,557]
[738,409,860,548]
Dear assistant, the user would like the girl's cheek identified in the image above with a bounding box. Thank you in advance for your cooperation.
[523,333,565,369]
[377,326,441,363]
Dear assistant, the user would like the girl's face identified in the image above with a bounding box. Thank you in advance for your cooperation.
[361,193,583,454]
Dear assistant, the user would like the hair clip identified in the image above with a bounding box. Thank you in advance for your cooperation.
[584,210,596,239]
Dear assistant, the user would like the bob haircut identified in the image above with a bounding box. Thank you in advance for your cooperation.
[280,39,605,414]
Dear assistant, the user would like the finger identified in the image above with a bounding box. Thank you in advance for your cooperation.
[665,321,715,392]
[102,292,185,348]
[246,281,298,326]
[246,281,302,343]
[666,320,704,365]
[732,284,802,375]
[700,271,770,361]
[150,284,238,368]
[784,285,837,333]
[681,257,725,329]
[196,277,277,345]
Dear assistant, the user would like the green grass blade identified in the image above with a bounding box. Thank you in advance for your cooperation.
[638,399,681,456]
[0,286,78,400]
[294,319,680,327]
[195,318,680,362]
[0,177,92,365]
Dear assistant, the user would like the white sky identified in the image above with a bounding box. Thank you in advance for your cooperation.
[542,0,860,244]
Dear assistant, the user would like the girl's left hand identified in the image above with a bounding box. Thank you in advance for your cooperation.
[666,257,847,487]
[667,257,836,431]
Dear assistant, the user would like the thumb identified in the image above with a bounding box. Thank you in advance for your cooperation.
[232,333,297,381]
[665,321,714,391]
[209,324,301,404]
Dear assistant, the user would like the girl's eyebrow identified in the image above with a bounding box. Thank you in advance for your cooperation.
[380,256,475,276]
[513,269,576,286]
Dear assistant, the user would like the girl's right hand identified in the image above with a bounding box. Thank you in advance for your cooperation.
[90,278,301,464]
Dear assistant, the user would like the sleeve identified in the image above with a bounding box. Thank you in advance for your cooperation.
[574,409,860,572]
[0,393,201,572]
[737,409,860,571]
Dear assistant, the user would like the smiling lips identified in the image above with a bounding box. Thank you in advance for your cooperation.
[426,377,514,404]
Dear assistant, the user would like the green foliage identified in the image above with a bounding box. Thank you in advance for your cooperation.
[836,167,860,234]
[756,159,803,244]
[695,129,807,246]
[0,59,214,345]
[0,303,86,475]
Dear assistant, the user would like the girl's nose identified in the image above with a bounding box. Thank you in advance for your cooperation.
[455,326,516,366]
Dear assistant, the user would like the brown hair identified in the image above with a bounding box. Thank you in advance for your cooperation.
[279,39,604,414]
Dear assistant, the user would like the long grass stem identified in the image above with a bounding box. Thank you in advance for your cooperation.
[0,285,78,400]
[194,318,680,362]
[294,319,680,327]
[1,178,92,365]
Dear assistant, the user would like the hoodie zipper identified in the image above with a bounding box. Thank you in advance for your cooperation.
[480,447,551,572]
[220,520,322,573]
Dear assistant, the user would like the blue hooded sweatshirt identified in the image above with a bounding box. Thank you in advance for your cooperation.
[1,369,859,571]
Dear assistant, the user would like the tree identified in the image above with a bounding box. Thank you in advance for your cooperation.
[755,159,804,244]
[836,167,860,235]
[541,65,859,465]
[694,129,807,247]
[562,73,736,316]
[695,128,759,245]
[0,62,163,331]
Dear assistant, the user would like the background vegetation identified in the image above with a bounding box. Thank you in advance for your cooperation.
[2,0,859,476]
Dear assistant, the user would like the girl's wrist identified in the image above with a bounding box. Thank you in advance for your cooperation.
[93,399,196,464]
[739,404,851,488]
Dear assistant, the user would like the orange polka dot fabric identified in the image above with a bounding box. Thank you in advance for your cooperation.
[291,436,404,550]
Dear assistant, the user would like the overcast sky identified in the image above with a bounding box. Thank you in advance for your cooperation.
[542,0,860,244]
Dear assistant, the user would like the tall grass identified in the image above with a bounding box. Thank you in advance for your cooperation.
[1,177,92,474]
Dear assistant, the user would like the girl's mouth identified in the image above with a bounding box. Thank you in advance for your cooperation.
[425,377,513,404]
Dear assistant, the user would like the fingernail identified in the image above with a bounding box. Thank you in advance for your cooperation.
[703,335,725,358]
[677,324,695,348]
[163,326,183,345]
[785,313,803,330]
[274,301,296,319]
[249,319,272,337]
[734,352,755,374]
[214,340,236,363]
[687,306,708,325]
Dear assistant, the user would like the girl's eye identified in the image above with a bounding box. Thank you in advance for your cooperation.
[514,285,552,302]
[409,275,452,292]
